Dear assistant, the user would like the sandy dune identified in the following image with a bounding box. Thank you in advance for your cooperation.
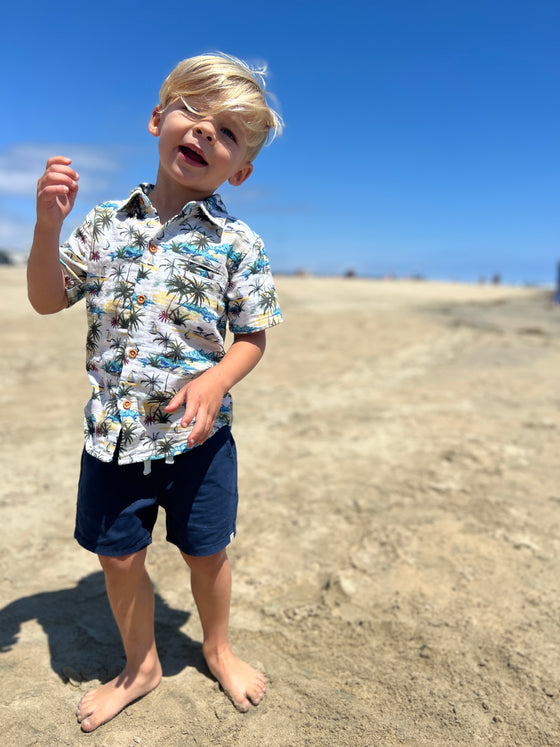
[1,268,560,745]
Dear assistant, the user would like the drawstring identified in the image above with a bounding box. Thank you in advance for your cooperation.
[143,455,174,475]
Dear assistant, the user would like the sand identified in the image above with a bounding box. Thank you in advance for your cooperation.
[1,267,560,746]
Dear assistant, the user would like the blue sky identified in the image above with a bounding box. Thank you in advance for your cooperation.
[2,0,559,283]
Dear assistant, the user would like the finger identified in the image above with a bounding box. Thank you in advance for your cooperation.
[38,179,79,204]
[181,400,199,428]
[45,155,73,168]
[37,182,79,202]
[187,413,215,447]
[164,391,185,412]
[39,168,79,189]
[45,161,78,176]
[187,425,206,447]
[44,160,79,182]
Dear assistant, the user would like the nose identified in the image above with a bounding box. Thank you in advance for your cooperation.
[195,120,215,143]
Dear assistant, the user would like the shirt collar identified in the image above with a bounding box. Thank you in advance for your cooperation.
[118,184,231,228]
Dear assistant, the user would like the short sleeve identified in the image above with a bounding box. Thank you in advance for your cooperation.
[226,233,283,334]
[59,207,97,306]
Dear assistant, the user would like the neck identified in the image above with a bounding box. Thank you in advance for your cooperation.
[149,172,214,224]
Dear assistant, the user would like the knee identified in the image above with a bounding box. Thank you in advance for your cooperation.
[99,549,147,577]
[181,549,227,575]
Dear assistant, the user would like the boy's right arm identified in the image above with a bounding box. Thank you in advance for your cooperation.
[27,156,80,315]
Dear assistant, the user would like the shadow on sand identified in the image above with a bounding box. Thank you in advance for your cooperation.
[0,571,206,684]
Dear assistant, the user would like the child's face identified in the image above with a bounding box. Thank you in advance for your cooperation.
[149,98,253,201]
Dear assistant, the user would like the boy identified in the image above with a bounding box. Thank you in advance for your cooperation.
[27,52,283,733]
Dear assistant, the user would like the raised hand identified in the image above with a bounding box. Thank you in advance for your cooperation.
[27,156,79,314]
[36,156,79,230]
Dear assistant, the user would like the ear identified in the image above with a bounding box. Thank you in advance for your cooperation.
[148,107,162,137]
[228,162,253,187]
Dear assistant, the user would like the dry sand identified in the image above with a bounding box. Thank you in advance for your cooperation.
[1,267,560,746]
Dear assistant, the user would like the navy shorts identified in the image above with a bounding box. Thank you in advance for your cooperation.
[74,426,238,558]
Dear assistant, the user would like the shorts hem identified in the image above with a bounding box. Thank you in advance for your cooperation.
[74,532,153,557]
[168,530,236,558]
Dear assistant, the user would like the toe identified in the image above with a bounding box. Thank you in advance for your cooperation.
[235,697,251,713]
[247,676,266,705]
[248,687,265,706]
[226,688,251,712]
[76,702,87,722]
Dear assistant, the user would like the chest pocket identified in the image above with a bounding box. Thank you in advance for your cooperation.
[176,255,227,288]
[160,254,227,317]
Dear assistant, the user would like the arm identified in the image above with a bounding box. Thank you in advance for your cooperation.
[165,330,267,447]
[27,156,80,314]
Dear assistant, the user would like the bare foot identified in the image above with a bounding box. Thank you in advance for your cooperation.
[76,660,162,732]
[204,646,266,712]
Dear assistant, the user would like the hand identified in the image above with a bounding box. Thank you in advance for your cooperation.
[164,369,227,448]
[36,156,79,230]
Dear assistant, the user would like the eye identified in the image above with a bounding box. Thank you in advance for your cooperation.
[179,97,201,116]
[221,127,237,143]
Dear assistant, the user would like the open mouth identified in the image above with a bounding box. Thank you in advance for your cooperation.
[179,146,208,166]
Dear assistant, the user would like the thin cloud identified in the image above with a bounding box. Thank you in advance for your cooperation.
[221,183,309,214]
[0,143,121,198]
[0,212,34,251]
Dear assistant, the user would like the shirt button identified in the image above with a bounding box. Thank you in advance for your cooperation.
[123,400,132,410]
[149,243,158,254]
[137,295,146,305]
[129,349,138,359]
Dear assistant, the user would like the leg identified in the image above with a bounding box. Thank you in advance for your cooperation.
[182,549,266,712]
[76,548,162,732]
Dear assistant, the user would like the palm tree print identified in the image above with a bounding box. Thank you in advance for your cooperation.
[121,421,139,447]
[142,431,160,449]
[162,274,190,319]
[137,266,152,282]
[228,298,246,318]
[165,340,186,362]
[95,419,112,438]
[59,186,282,465]
[259,288,278,312]
[146,390,172,408]
[109,265,126,282]
[169,308,189,327]
[141,373,161,393]
[190,231,211,252]
[118,382,135,399]
[86,319,102,353]
[74,226,89,245]
[113,280,135,305]
[123,305,145,332]
[154,329,172,349]
[87,279,103,296]
[184,277,209,306]
[248,278,265,296]
[153,408,172,424]
[248,261,263,275]
[92,208,114,243]
[154,435,180,457]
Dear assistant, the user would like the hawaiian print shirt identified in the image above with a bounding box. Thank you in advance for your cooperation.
[59,184,282,465]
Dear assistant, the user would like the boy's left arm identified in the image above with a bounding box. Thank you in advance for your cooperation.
[165,331,266,447]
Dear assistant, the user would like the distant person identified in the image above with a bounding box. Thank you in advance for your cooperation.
[554,262,560,304]
[27,53,283,732]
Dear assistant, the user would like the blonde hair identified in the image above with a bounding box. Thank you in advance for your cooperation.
[159,52,283,161]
